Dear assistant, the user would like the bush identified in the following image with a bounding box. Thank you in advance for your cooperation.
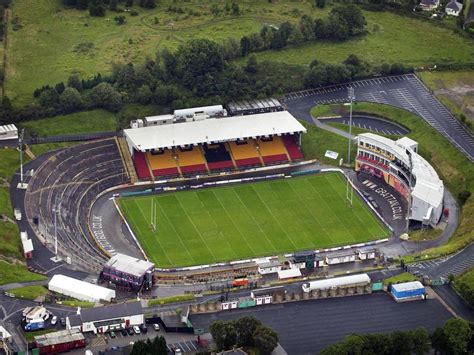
[458,190,471,206]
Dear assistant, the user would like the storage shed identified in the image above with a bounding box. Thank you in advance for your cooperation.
[49,274,116,303]
[277,268,302,280]
[391,281,425,301]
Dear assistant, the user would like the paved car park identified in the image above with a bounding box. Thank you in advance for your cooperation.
[190,293,452,354]
[321,116,409,136]
[285,74,474,162]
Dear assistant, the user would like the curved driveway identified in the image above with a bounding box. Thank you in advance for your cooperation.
[285,74,474,162]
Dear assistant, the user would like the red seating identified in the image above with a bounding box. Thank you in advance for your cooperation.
[152,167,179,177]
[133,150,151,180]
[208,160,234,171]
[235,157,261,167]
[283,136,304,160]
[180,164,207,175]
[262,154,288,164]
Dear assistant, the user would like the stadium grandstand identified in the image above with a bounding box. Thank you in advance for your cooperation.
[124,108,306,180]
[226,98,283,116]
[356,133,444,227]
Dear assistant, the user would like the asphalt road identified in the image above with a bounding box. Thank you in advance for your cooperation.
[434,285,474,323]
[190,293,452,355]
[285,74,474,162]
[409,243,474,279]
[321,115,409,136]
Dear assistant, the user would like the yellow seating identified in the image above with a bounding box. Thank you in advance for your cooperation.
[228,140,259,160]
[146,150,177,170]
[176,147,206,167]
[257,137,287,157]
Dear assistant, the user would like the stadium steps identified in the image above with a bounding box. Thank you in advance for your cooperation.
[144,153,156,183]
[253,141,266,166]
[116,137,138,183]
[173,149,184,177]
[198,145,211,174]
[224,142,238,169]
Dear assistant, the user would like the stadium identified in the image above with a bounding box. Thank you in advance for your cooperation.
[23,99,392,278]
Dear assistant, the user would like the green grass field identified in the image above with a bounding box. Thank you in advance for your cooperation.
[119,173,390,268]
[6,0,474,105]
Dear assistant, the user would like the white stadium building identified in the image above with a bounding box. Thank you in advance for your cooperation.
[356,133,444,227]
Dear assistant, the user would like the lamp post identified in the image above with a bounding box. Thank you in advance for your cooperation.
[51,197,61,263]
[347,87,355,166]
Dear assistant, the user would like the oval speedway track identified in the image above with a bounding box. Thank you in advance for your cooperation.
[24,138,129,273]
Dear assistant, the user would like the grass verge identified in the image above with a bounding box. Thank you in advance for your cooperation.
[8,285,48,300]
[408,228,443,242]
[383,272,418,285]
[453,267,474,307]
[59,299,95,308]
[19,109,117,137]
[148,294,195,306]
[0,261,46,285]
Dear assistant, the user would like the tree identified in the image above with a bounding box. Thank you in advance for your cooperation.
[254,325,278,355]
[231,2,240,15]
[391,330,413,355]
[288,26,303,44]
[299,14,314,41]
[139,0,156,9]
[159,48,177,80]
[316,0,326,8]
[109,0,117,10]
[411,327,430,355]
[59,87,83,112]
[91,82,123,111]
[88,0,105,17]
[443,318,472,354]
[154,335,167,355]
[431,327,449,354]
[219,37,240,60]
[233,316,260,347]
[329,4,366,36]
[38,88,59,107]
[175,39,224,91]
[210,320,237,350]
[55,82,66,95]
[135,84,153,104]
[67,73,83,91]
[240,36,251,56]
[245,54,258,73]
[458,190,471,206]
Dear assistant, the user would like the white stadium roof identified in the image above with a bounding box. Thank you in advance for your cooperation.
[104,253,154,277]
[48,274,116,303]
[0,124,17,134]
[124,111,306,152]
[358,133,444,209]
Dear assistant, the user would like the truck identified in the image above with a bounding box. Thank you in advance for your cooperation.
[14,208,22,221]
[23,306,49,322]
[24,318,45,331]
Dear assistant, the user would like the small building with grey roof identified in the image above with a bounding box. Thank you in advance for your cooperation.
[67,301,144,334]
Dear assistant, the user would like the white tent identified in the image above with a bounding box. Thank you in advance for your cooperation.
[48,275,115,303]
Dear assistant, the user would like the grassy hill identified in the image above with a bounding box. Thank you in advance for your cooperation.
[6,0,474,106]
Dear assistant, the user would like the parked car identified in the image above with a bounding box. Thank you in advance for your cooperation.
[152,323,160,331]
[175,348,182,354]
[109,331,116,338]
[50,316,58,325]
[133,325,141,335]
[60,317,66,326]
[127,328,134,336]
[139,324,148,334]
[42,312,50,321]
[121,329,128,336]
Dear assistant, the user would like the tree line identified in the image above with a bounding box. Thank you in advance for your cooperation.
[320,318,474,355]
[210,316,278,355]
[129,335,167,355]
[62,0,156,17]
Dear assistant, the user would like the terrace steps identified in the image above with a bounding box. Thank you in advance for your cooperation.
[116,137,137,184]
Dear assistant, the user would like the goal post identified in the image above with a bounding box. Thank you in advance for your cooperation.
[346,178,354,207]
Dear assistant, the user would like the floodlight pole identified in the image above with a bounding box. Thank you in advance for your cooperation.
[347,87,355,166]
[19,128,24,184]
[52,197,60,262]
